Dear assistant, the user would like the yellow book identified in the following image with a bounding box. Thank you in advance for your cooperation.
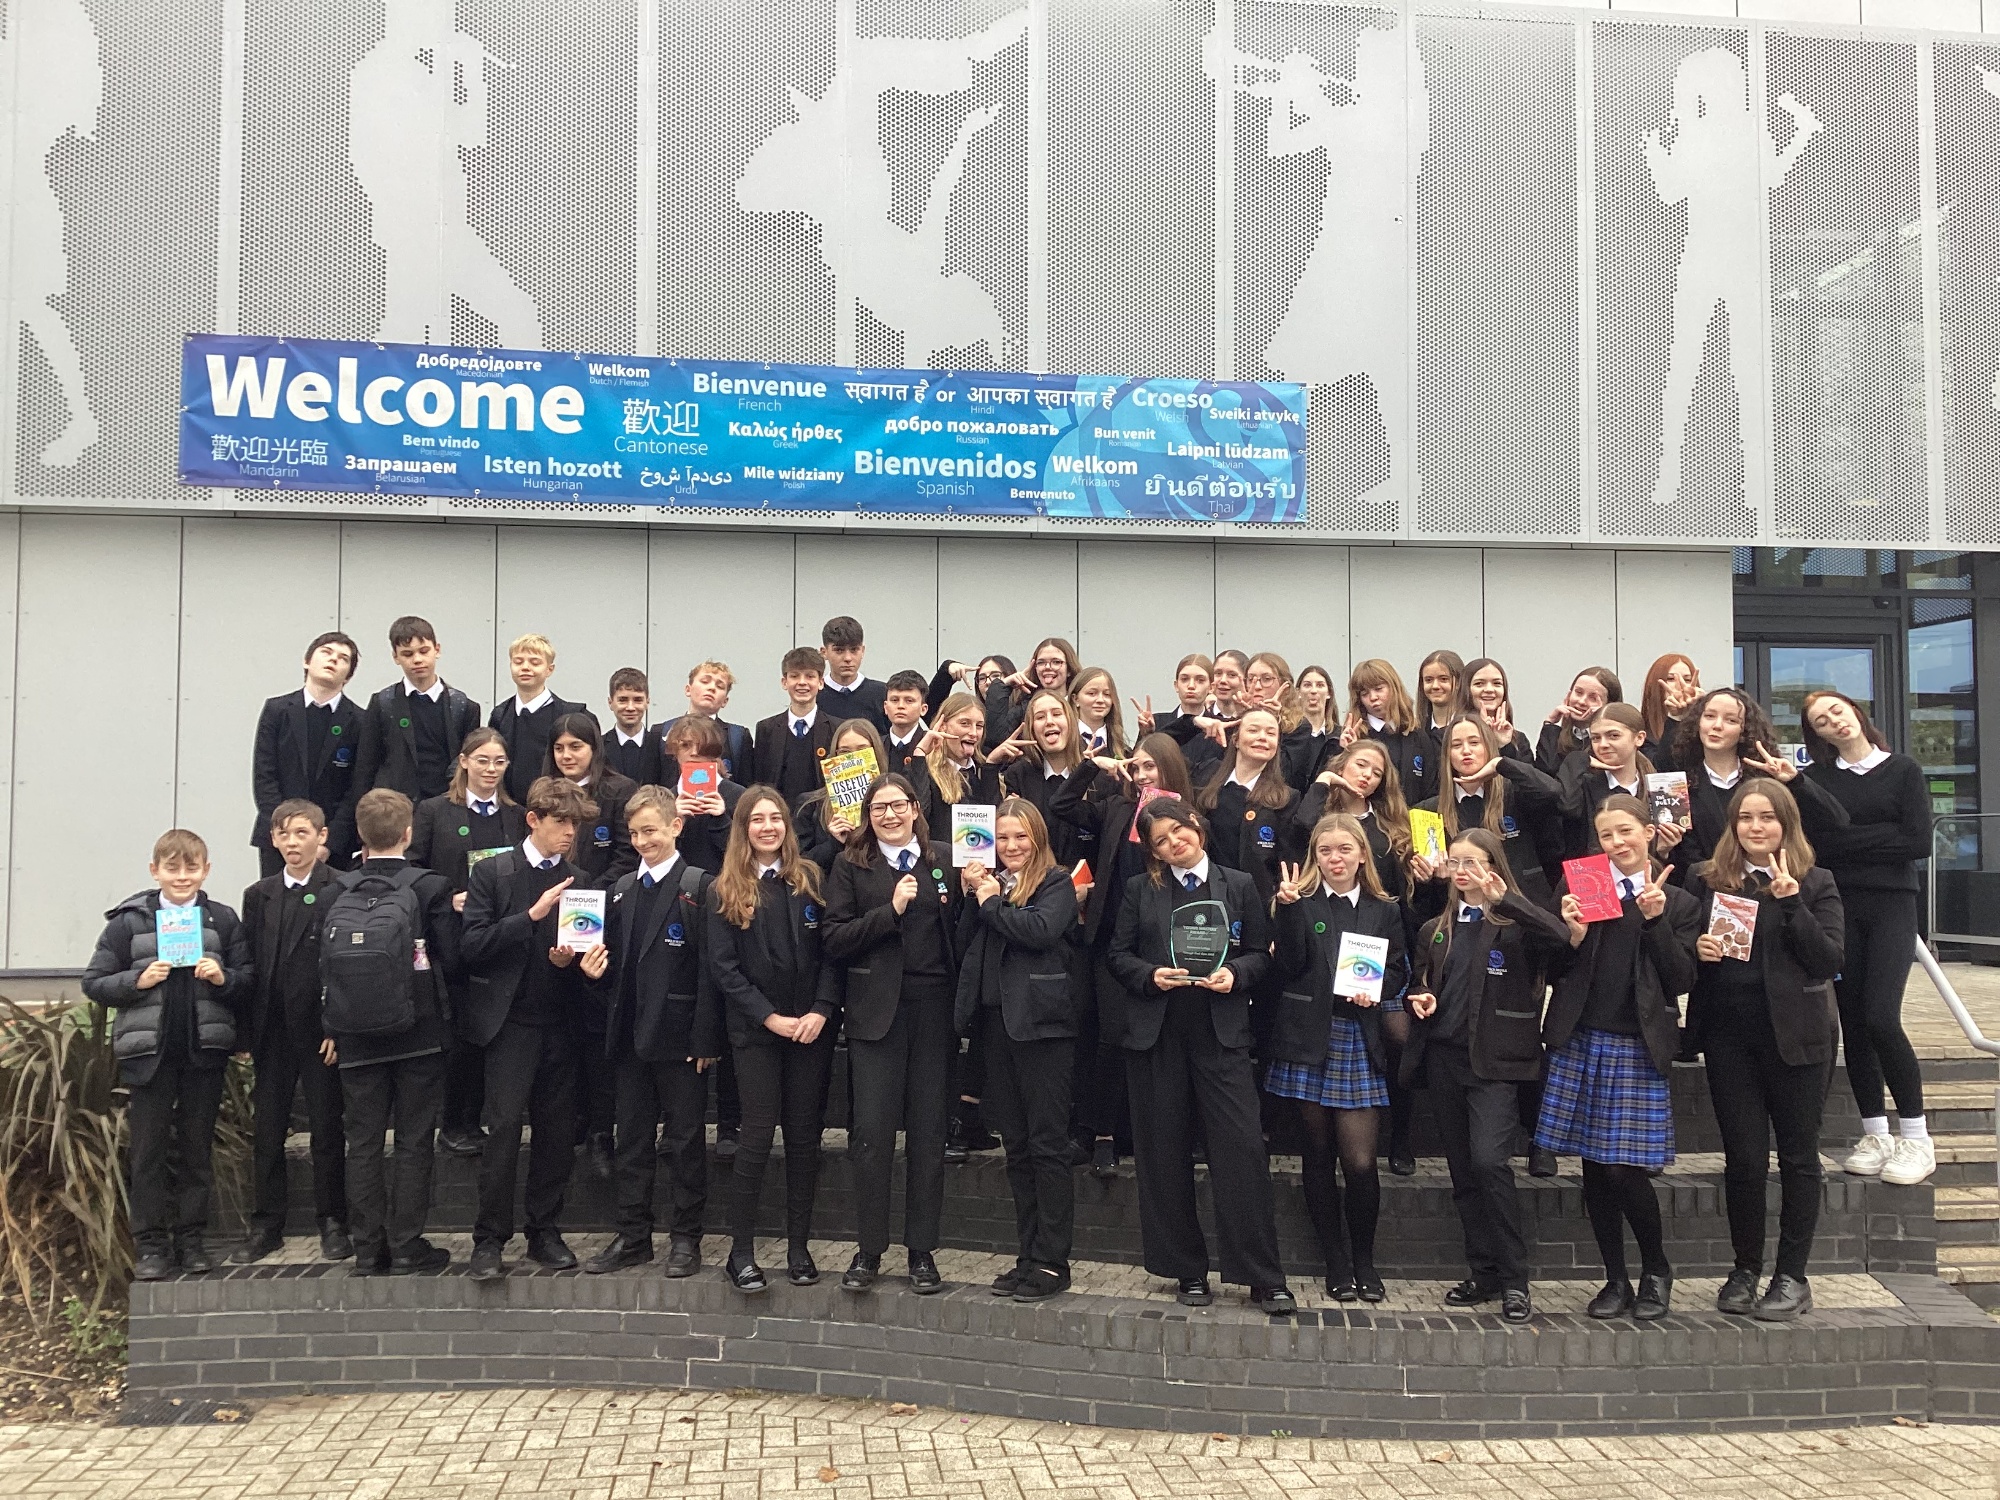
[1409,808,1448,863]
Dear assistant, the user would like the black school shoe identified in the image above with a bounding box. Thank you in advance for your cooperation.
[1443,1278,1496,1308]
[438,1125,486,1157]
[1715,1267,1759,1316]
[1586,1280,1635,1319]
[1176,1277,1213,1307]
[841,1252,880,1291]
[665,1235,702,1278]
[230,1227,284,1265]
[1753,1274,1813,1322]
[991,1262,1027,1297]
[525,1232,577,1270]
[1091,1139,1118,1179]
[467,1242,505,1281]
[176,1241,215,1275]
[1528,1147,1558,1178]
[1013,1266,1070,1302]
[726,1251,768,1294]
[1634,1272,1672,1320]
[908,1251,945,1294]
[133,1249,174,1282]
[1355,1270,1386,1304]
[320,1219,355,1261]
[584,1236,654,1275]
[349,1245,393,1277]
[1500,1287,1533,1323]
[787,1246,820,1286]
[1325,1275,1358,1303]
[390,1240,451,1276]
[1249,1285,1297,1316]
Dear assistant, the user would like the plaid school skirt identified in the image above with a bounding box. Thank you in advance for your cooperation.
[1265,1012,1391,1111]
[1533,1028,1674,1170]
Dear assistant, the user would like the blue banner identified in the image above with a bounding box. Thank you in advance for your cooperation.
[179,335,1307,523]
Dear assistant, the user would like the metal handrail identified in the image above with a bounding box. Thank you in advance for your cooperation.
[1913,936,2000,1060]
[1928,814,2000,950]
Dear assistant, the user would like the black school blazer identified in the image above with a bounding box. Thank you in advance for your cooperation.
[352,681,482,807]
[1557,753,1654,861]
[1405,891,1569,1084]
[820,839,958,1043]
[1289,783,1409,902]
[599,864,720,1062]
[1542,877,1700,1075]
[1105,865,1272,1053]
[409,795,529,891]
[1682,865,1844,1066]
[1200,775,1303,906]
[751,710,840,788]
[1666,767,1849,885]
[705,877,838,1052]
[458,848,586,1047]
[1047,759,1140,947]
[251,691,364,858]
[238,861,338,1050]
[1270,889,1408,1072]
[952,869,1080,1042]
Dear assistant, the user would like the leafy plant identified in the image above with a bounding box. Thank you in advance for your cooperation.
[60,1294,126,1362]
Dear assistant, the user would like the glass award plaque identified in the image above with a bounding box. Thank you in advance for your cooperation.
[1168,900,1231,980]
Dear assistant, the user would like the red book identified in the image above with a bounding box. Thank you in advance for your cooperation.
[678,758,722,800]
[1071,859,1093,892]
[1563,854,1624,923]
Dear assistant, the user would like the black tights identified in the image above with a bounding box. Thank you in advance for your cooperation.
[1580,1158,1668,1283]
[1380,1011,1413,1157]
[1296,1101,1381,1283]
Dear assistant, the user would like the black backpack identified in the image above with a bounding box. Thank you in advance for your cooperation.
[320,866,429,1038]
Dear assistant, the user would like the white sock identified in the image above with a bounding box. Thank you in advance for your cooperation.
[1860,1117,1891,1139]
[1899,1116,1930,1143]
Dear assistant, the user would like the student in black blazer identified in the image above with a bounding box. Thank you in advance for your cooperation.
[491,634,593,805]
[1555,703,1667,862]
[1048,733,1197,1175]
[604,666,667,787]
[880,670,933,776]
[659,713,747,874]
[994,688,1088,869]
[581,785,722,1279]
[979,637,1078,750]
[408,726,526,1156]
[1338,658,1425,797]
[953,798,1081,1301]
[793,719,887,871]
[1684,779,1845,1322]
[252,631,364,870]
[458,776,601,1281]
[753,647,839,800]
[352,616,482,815]
[1268,813,1409,1303]
[232,799,347,1265]
[1455,658,1535,763]
[816,615,890,733]
[1535,666,1622,777]
[654,659,755,783]
[820,772,959,1294]
[1194,707,1302,909]
[545,713,639,888]
[1412,714,1564,918]
[1406,650,1466,805]
[1405,827,1570,1323]
[707,788,839,1293]
[1106,797,1295,1314]
[1537,795,1700,1321]
[1664,688,1846,885]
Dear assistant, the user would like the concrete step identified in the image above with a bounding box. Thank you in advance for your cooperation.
[1939,1243,2000,1308]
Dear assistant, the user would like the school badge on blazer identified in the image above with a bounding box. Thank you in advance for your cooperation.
[1487,948,1506,975]
[664,922,686,946]
[593,824,611,846]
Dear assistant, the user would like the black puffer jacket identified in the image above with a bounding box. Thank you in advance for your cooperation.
[82,890,252,1085]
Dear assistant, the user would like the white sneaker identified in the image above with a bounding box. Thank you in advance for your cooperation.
[1880,1137,1937,1186]
[1841,1134,1895,1177]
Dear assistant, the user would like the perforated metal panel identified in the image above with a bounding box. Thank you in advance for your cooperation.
[10,0,219,501]
[1413,11,1579,537]
[1934,39,2000,546]
[1595,20,1762,542]
[1766,30,1926,543]
[9,0,2000,551]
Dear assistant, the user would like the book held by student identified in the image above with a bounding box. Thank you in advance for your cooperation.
[1707,891,1758,961]
[1644,770,1691,830]
[557,888,607,951]
[1562,854,1624,923]
[951,803,996,867]
[1333,931,1391,1004]
[820,746,879,820]
[155,905,204,967]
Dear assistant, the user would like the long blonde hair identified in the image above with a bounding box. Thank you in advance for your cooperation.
[1068,666,1129,758]
[1436,714,1512,842]
[1302,812,1390,902]
[924,692,986,805]
[993,796,1057,907]
[1697,778,1818,895]
[716,786,822,929]
[1323,739,1412,858]
[1022,688,1082,774]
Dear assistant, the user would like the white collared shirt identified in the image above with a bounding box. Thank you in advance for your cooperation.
[468,794,499,817]
[513,687,554,715]
[1226,766,1262,793]
[1706,762,1742,791]
[522,837,562,871]
[282,871,311,890]
[889,729,921,752]
[1080,724,1108,753]
[1329,885,1362,908]
[1169,856,1213,888]
[788,707,818,735]
[614,726,646,748]
[1604,769,1641,796]
[159,894,197,909]
[403,677,444,701]
[1454,781,1482,803]
[301,686,343,710]
[1837,746,1890,774]
[755,859,783,880]
[824,676,858,694]
[640,852,681,887]
[879,838,923,870]
[1366,713,1387,733]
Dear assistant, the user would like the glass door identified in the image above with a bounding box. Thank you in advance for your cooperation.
[1738,639,1883,759]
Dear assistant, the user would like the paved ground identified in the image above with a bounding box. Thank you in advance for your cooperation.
[5,1389,1996,1498]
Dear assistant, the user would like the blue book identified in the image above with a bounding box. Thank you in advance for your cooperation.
[155,904,203,967]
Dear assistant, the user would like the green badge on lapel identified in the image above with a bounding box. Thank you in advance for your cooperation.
[1314,921,1326,934]
[930,868,943,881]
[399,717,411,728]
[303,893,316,905]
[331,724,342,735]
[458,825,470,837]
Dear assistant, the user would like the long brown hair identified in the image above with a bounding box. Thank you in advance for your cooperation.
[1021,688,1082,774]
[716,786,822,928]
[993,796,1056,906]
[1195,706,1292,815]
[924,692,987,805]
[1246,651,1305,733]
[1800,688,1891,767]
[1697,778,1818,894]
[1322,739,1412,857]
[1417,649,1466,728]
[1135,796,1207,887]
[1348,658,1420,735]
[1303,812,1390,902]
[1592,792,1663,881]
[1555,666,1624,759]
[1639,653,1699,745]
[1436,828,1522,954]
[448,726,516,807]
[1436,714,1513,842]
[1130,733,1195,802]
[1673,687,1779,775]
[1068,666,1129,757]
[843,772,932,867]
[1588,702,1657,783]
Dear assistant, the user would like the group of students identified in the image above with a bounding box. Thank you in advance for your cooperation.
[83,617,1933,1326]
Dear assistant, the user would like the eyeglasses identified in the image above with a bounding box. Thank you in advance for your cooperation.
[1245,672,1281,688]
[1033,656,1066,670]
[466,756,508,769]
[871,799,916,816]
[1439,858,1491,873]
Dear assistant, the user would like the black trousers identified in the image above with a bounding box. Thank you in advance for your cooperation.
[475,1019,579,1246]
[441,984,484,1133]
[981,1009,1076,1273]
[846,984,954,1257]
[249,1018,346,1234]
[613,1054,709,1240]
[342,1051,446,1260]
[1835,889,1925,1121]
[1075,956,1131,1142]
[577,1016,617,1141]
[714,1046,742,1131]
[1123,989,1285,1287]
[1705,1011,1831,1280]
[1424,1041,1530,1292]
[730,1028,835,1249]
[126,1052,226,1255]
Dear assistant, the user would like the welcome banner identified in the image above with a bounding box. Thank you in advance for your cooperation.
[180,335,1307,523]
